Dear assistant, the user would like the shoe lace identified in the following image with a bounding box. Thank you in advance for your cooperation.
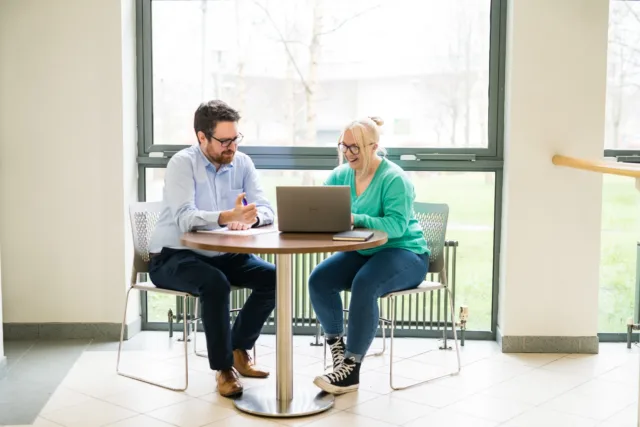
[237,349,253,364]
[325,360,354,382]
[221,368,239,381]
[330,340,345,366]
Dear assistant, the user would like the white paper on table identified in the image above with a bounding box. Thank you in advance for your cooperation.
[197,227,279,236]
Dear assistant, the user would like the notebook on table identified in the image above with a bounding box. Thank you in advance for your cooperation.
[332,230,374,242]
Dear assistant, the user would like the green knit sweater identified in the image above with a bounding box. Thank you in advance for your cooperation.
[325,158,430,256]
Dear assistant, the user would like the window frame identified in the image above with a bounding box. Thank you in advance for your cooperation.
[136,0,508,338]
[601,1,640,339]
[136,0,506,162]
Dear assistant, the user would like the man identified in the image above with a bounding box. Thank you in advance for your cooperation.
[148,100,275,397]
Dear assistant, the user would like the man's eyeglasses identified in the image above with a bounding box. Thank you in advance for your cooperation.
[211,133,244,147]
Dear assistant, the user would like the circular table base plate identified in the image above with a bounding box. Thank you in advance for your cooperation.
[234,383,334,418]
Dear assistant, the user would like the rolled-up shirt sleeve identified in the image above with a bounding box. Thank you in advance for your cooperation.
[164,155,223,232]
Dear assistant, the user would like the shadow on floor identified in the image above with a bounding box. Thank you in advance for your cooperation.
[0,339,90,425]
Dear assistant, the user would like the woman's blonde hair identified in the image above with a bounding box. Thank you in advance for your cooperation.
[338,116,387,174]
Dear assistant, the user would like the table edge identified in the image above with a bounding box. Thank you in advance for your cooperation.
[180,230,388,254]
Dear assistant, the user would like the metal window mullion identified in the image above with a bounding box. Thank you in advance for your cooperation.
[140,0,154,154]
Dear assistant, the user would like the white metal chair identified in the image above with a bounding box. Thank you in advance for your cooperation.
[383,202,461,390]
[117,202,256,391]
[323,202,461,390]
[117,201,193,391]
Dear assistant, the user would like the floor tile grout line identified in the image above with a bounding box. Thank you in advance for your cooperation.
[486,360,623,426]
[423,361,561,415]
[530,357,635,410]
[115,410,184,427]
[38,412,69,427]
[346,396,438,427]
[598,400,637,425]
[341,410,403,427]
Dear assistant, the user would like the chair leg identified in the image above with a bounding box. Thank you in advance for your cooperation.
[322,327,334,371]
[117,288,189,392]
[441,303,449,350]
[389,296,397,389]
[390,288,461,391]
[378,298,388,356]
[366,299,388,358]
[366,317,387,358]
[447,287,462,374]
[440,290,451,350]
[181,296,190,386]
[323,330,327,369]
[115,287,132,373]
[379,317,387,356]
[194,297,207,358]
[194,301,258,363]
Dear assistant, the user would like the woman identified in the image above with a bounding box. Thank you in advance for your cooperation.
[309,116,430,395]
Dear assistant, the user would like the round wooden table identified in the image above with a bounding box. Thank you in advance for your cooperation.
[181,227,388,418]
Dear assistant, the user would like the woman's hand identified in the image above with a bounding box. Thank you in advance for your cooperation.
[351,214,354,225]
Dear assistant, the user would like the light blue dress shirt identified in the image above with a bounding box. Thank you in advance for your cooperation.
[149,145,274,256]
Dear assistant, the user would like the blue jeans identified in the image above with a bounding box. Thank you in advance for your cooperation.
[309,248,429,362]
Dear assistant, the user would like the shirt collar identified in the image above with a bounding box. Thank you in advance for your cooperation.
[195,145,235,172]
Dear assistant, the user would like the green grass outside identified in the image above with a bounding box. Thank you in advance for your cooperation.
[149,172,640,335]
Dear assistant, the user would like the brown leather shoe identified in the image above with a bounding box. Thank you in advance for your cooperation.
[233,349,270,378]
[216,368,243,397]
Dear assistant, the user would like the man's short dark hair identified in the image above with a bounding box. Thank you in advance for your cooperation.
[194,100,241,140]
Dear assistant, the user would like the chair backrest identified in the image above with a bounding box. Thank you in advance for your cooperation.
[414,202,449,276]
[129,201,164,277]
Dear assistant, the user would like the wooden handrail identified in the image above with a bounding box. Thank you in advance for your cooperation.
[552,155,640,179]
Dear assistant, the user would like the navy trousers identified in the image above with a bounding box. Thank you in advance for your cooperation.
[149,248,276,370]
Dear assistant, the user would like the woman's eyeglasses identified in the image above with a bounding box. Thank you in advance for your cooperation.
[338,142,360,155]
[338,142,374,155]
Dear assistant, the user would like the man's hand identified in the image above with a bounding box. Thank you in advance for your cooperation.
[227,221,251,231]
[219,193,258,226]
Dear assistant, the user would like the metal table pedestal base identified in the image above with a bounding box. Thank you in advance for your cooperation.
[234,384,334,418]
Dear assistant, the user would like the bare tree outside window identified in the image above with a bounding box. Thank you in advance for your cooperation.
[151,0,491,148]
[606,1,640,149]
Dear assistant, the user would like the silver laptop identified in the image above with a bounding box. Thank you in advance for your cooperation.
[276,186,352,233]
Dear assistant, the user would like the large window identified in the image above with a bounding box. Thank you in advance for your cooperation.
[143,167,497,332]
[600,173,640,332]
[149,0,492,150]
[600,0,640,335]
[137,0,507,337]
[605,0,640,151]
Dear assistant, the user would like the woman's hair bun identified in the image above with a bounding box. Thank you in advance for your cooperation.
[368,116,384,126]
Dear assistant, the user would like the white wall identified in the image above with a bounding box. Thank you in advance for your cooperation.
[499,0,609,337]
[0,0,137,324]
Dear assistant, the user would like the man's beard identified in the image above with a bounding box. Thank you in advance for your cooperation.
[212,150,235,165]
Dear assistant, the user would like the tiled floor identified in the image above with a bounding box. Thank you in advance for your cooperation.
[1,332,639,427]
